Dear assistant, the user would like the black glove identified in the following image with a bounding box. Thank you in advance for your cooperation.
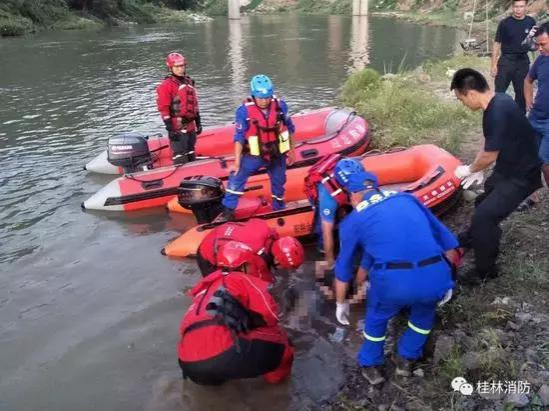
[205,287,265,334]
[163,118,174,134]
[195,114,203,135]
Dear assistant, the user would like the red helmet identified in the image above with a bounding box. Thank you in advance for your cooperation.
[216,241,256,269]
[271,237,304,269]
[216,241,269,279]
[166,52,186,68]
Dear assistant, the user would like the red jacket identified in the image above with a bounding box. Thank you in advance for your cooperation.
[156,75,199,133]
[178,270,287,363]
[197,219,278,282]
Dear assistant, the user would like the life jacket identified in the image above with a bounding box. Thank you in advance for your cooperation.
[243,97,291,160]
[178,270,282,363]
[170,75,199,126]
[304,153,349,207]
[197,219,279,282]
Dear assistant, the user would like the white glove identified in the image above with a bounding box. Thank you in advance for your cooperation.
[461,171,485,190]
[438,289,453,307]
[454,165,472,179]
[528,25,538,37]
[336,302,350,325]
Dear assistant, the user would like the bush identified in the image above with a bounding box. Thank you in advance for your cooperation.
[52,15,102,30]
[204,0,227,16]
[341,68,476,151]
[296,0,351,14]
[0,16,33,36]
[19,0,69,26]
[341,68,381,107]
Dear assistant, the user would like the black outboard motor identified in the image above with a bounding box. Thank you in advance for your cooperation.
[107,133,152,173]
[178,177,225,224]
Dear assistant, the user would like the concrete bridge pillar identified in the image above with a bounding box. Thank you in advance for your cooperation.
[228,0,240,20]
[352,0,368,16]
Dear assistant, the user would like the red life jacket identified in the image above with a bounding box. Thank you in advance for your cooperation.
[178,270,285,363]
[244,97,290,159]
[170,75,199,121]
[197,219,279,282]
[156,75,199,132]
[304,153,349,206]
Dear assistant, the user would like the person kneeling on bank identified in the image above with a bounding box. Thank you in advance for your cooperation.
[178,240,303,385]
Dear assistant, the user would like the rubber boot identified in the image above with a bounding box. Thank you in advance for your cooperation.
[173,153,188,166]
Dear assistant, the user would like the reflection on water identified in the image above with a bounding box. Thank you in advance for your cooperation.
[0,15,456,410]
[350,16,370,72]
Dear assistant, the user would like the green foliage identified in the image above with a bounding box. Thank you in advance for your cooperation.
[242,0,263,12]
[203,0,227,16]
[340,68,381,107]
[439,346,464,381]
[371,0,398,11]
[423,55,487,81]
[296,0,352,15]
[0,0,205,35]
[19,0,69,25]
[52,14,102,29]
[341,68,476,151]
[0,16,33,36]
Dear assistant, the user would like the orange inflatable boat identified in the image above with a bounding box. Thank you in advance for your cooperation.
[162,144,462,258]
[82,108,370,212]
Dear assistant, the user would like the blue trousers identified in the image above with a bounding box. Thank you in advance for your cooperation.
[358,299,437,366]
[357,264,452,367]
[222,155,287,211]
[529,113,549,164]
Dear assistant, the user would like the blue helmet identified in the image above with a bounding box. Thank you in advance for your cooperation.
[250,74,274,99]
[334,158,379,193]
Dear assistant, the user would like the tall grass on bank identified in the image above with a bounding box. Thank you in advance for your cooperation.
[341,66,478,152]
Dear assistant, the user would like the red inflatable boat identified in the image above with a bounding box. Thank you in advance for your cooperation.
[84,107,368,175]
[82,109,370,212]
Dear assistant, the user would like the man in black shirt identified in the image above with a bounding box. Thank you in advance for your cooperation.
[451,68,542,285]
[491,0,537,112]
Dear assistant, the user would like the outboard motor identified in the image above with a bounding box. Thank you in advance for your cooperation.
[107,133,152,173]
[178,176,225,224]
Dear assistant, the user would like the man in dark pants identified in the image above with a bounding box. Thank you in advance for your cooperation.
[156,53,203,165]
[451,68,542,285]
[491,0,536,113]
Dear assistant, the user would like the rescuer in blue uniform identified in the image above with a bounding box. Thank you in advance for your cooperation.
[221,75,296,220]
[304,154,349,266]
[332,158,459,385]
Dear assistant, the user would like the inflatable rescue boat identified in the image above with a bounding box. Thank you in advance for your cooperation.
[82,109,370,212]
[162,144,462,258]
[84,107,368,175]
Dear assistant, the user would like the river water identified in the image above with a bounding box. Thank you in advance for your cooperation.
[0,14,457,410]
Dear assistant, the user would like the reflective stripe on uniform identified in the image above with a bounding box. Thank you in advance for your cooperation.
[226,188,244,195]
[407,321,431,335]
[271,194,284,201]
[331,188,343,197]
[363,331,386,342]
